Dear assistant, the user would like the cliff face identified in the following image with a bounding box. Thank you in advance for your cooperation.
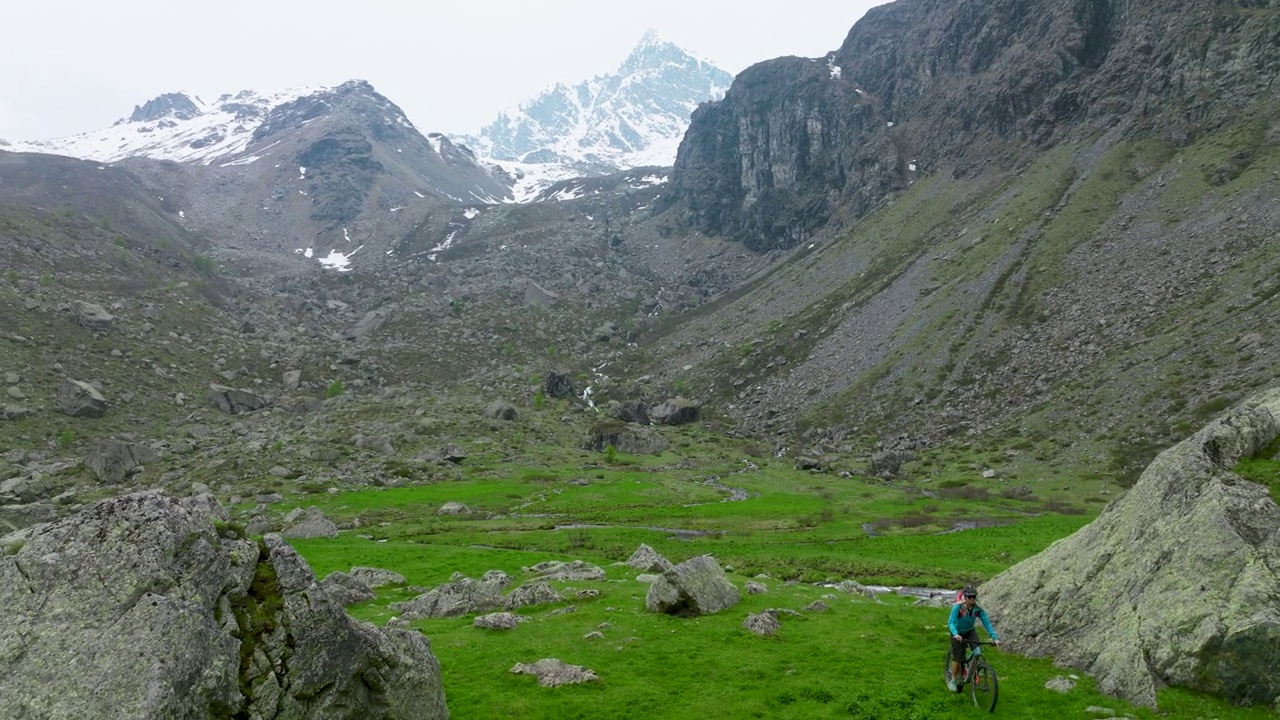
[664,0,1280,249]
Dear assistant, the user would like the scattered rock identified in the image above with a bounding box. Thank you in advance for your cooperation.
[745,580,768,595]
[482,400,519,421]
[1045,676,1077,693]
[350,567,407,588]
[73,301,114,334]
[57,378,107,418]
[437,501,472,516]
[526,560,605,581]
[209,384,271,414]
[391,574,504,619]
[625,543,674,573]
[474,612,524,630]
[84,440,158,484]
[503,581,563,611]
[744,610,781,636]
[510,658,600,687]
[279,507,338,539]
[320,570,377,606]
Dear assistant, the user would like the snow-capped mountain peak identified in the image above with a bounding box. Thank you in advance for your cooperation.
[454,31,734,184]
[8,83,336,165]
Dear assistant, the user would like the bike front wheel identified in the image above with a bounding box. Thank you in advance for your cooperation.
[969,658,998,712]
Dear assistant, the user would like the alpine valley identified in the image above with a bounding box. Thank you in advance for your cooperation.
[2,3,1279,719]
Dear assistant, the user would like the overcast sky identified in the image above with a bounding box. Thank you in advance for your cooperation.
[1,1,887,142]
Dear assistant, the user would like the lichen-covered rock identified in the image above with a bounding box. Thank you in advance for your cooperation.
[983,388,1280,708]
[584,421,670,455]
[482,400,519,421]
[645,554,740,616]
[279,506,338,539]
[503,581,563,611]
[391,574,504,619]
[510,658,599,687]
[57,378,107,418]
[350,566,407,588]
[649,397,701,426]
[744,610,781,636]
[209,384,271,414]
[474,612,524,630]
[525,560,605,581]
[0,492,449,719]
[320,570,377,607]
[625,543,674,573]
[73,301,113,334]
[84,439,158,484]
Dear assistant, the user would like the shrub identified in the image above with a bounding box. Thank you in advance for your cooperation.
[57,429,76,449]
[192,255,215,274]
[326,380,344,398]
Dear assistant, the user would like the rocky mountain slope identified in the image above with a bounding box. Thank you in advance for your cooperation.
[641,0,1280,480]
[6,80,516,274]
[454,30,733,181]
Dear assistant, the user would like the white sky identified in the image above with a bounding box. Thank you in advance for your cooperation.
[0,1,886,142]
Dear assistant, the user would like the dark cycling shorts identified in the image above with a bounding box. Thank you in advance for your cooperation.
[951,630,978,662]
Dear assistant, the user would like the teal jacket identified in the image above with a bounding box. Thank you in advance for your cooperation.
[949,602,998,640]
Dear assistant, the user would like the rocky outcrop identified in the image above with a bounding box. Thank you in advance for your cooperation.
[645,554,741,616]
[320,570,377,607]
[57,378,107,418]
[982,388,1280,709]
[584,421,670,455]
[0,492,448,719]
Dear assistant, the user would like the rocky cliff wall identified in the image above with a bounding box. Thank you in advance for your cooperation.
[663,0,1280,249]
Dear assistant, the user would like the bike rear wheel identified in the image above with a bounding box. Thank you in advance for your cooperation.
[969,658,998,712]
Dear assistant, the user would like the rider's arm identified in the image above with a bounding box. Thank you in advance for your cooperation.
[948,603,960,636]
[978,607,998,641]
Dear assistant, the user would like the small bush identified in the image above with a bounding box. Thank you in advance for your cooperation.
[57,429,76,449]
[326,380,344,398]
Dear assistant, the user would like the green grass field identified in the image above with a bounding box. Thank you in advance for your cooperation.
[283,433,1275,719]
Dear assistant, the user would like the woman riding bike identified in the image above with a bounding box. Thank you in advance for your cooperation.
[947,584,999,692]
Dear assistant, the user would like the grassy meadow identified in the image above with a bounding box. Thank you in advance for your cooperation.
[280,423,1274,719]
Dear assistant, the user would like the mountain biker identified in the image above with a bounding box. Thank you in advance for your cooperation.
[947,584,999,692]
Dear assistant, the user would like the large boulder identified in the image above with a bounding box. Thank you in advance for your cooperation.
[391,574,504,620]
[543,372,576,399]
[279,507,339,539]
[343,308,392,341]
[73,301,113,334]
[0,492,448,719]
[320,570,377,607]
[650,397,701,426]
[584,421,669,455]
[982,388,1280,709]
[645,555,741,616]
[625,543,674,573]
[57,378,107,418]
[84,440,159,484]
[482,400,519,421]
[210,384,271,414]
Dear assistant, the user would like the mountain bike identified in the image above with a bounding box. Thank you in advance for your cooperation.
[944,639,998,712]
